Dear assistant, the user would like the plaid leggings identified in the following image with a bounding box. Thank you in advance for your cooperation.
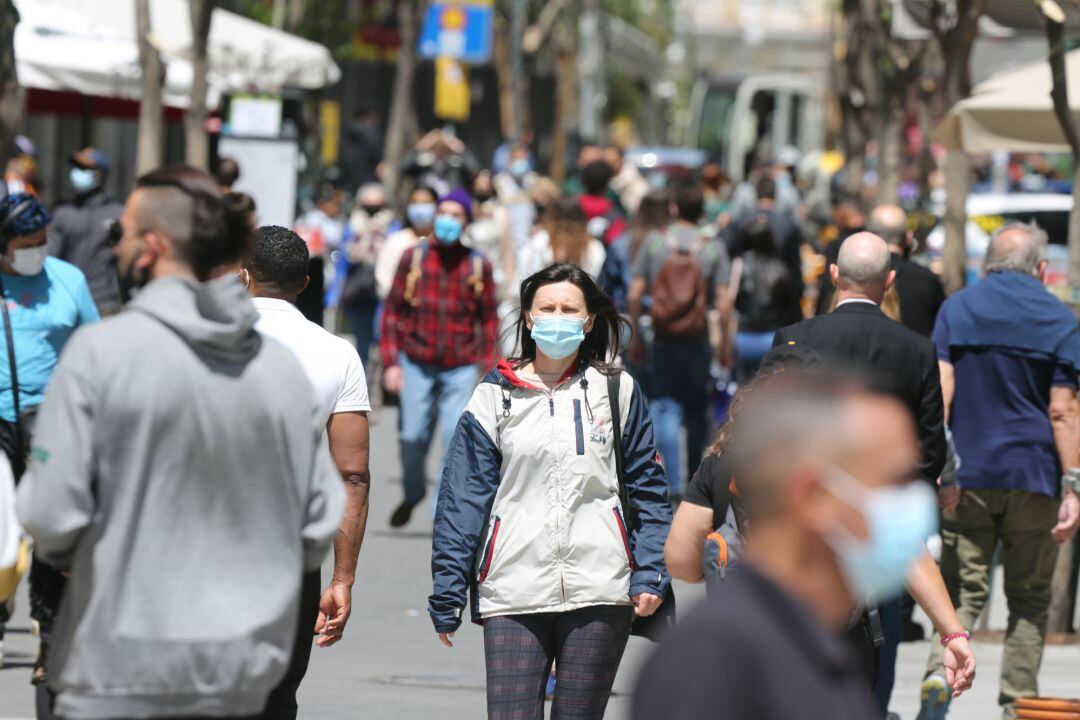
[484,604,633,720]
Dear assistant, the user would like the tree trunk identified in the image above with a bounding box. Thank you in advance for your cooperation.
[1041,2,1079,633]
[550,25,577,184]
[136,0,166,177]
[936,0,985,294]
[185,0,214,170]
[838,0,878,198]
[876,86,905,207]
[286,0,305,33]
[941,149,969,292]
[0,0,22,159]
[383,0,424,202]
[916,74,938,212]
[493,9,514,140]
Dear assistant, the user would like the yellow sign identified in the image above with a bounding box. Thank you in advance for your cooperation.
[434,57,470,122]
[320,100,341,167]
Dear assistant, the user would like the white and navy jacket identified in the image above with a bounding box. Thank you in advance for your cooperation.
[429,361,673,633]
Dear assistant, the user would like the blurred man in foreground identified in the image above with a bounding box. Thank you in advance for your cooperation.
[634,373,971,720]
[17,166,343,720]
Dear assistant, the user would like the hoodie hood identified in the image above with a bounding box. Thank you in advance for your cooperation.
[129,275,261,363]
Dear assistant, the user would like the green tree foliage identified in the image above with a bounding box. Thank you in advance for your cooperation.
[599,0,676,127]
[223,0,360,58]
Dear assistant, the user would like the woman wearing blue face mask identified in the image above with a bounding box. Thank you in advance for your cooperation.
[429,263,673,720]
[374,186,438,300]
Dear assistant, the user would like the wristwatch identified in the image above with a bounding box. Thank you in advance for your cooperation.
[1063,468,1080,497]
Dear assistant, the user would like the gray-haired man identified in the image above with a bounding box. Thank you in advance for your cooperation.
[918,222,1080,720]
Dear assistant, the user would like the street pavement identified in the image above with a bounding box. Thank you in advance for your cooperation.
[2,404,1079,719]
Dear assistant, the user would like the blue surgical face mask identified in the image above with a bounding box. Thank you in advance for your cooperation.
[406,202,436,228]
[822,467,937,603]
[530,315,587,360]
[510,158,532,178]
[433,214,464,244]
[70,167,98,193]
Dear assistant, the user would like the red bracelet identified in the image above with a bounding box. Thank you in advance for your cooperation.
[940,631,970,647]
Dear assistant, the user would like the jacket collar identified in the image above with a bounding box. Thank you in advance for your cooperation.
[495,359,583,391]
[833,301,884,317]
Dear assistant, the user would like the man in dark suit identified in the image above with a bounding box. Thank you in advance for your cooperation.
[774,232,946,484]
[867,204,945,337]
[770,232,951,717]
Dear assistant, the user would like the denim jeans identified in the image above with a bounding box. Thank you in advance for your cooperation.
[399,353,478,506]
[346,300,378,368]
[874,598,902,715]
[648,338,711,497]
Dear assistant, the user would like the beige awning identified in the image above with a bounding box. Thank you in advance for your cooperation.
[933,48,1080,153]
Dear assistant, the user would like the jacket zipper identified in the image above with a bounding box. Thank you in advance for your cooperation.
[573,399,585,455]
[477,517,502,583]
[613,508,635,570]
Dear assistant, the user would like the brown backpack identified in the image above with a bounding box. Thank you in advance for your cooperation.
[650,240,707,339]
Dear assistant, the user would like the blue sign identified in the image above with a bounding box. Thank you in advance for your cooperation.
[417,3,494,64]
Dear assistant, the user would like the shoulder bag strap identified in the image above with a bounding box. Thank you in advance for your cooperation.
[0,276,23,462]
[607,373,630,512]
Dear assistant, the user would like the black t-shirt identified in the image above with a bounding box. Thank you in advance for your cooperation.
[683,452,733,529]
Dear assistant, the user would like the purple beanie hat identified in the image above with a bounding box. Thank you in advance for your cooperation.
[438,188,474,224]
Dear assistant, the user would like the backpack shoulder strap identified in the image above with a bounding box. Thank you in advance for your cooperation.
[607,373,628,508]
[403,240,427,307]
[468,249,485,300]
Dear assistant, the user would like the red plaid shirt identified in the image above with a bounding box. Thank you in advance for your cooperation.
[380,242,499,369]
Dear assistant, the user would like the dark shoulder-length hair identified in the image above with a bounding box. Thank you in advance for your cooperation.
[508,263,628,374]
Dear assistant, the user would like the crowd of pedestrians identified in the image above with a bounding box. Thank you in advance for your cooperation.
[0,130,1078,720]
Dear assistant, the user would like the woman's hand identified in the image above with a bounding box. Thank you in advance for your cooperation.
[631,592,664,618]
[438,632,456,648]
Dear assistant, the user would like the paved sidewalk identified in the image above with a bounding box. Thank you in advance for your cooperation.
[2,406,1078,719]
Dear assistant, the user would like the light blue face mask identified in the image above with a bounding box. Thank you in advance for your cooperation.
[822,467,938,603]
[70,167,98,193]
[530,315,587,360]
[406,202,436,228]
[433,214,464,244]
[510,158,532,178]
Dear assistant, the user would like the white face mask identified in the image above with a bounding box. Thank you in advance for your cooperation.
[9,245,47,276]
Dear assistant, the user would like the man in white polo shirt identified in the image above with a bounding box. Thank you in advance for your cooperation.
[241,225,371,720]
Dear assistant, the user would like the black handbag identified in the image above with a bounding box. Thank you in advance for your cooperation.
[607,372,676,642]
[340,260,378,307]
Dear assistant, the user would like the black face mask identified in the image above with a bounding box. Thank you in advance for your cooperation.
[117,251,151,305]
[474,192,494,204]
[360,204,386,217]
[534,203,548,218]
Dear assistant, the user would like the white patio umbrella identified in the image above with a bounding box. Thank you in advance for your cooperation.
[14,0,341,108]
[933,48,1080,153]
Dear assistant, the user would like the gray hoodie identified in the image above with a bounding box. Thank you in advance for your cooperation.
[17,275,344,720]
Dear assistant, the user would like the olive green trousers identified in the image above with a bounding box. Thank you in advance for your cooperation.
[924,488,1060,720]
